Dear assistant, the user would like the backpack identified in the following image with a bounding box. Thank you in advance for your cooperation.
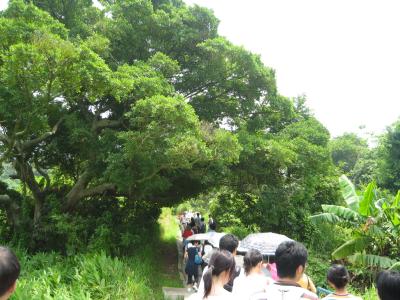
[194,254,203,265]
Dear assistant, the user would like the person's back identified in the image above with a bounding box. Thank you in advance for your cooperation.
[198,234,243,294]
[252,241,318,300]
[376,270,400,300]
[322,265,361,300]
[0,247,20,300]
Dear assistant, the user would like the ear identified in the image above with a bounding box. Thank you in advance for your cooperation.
[7,281,17,295]
[295,265,304,279]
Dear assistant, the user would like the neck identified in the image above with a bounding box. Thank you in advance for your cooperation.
[278,277,299,285]
[210,276,226,295]
[334,288,348,295]
[249,267,261,276]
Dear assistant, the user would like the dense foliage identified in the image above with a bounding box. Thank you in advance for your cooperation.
[0,0,341,253]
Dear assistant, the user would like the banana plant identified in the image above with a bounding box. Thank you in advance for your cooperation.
[310,175,399,269]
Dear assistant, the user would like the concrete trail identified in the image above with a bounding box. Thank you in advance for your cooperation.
[162,226,195,300]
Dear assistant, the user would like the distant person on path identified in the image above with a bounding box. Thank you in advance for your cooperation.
[194,212,201,227]
[188,250,236,300]
[199,217,207,233]
[198,234,243,294]
[208,222,216,232]
[182,225,194,240]
[253,241,318,300]
[376,270,400,300]
[208,216,216,228]
[185,241,202,289]
[0,247,20,300]
[233,249,273,299]
[190,217,196,229]
[322,264,361,300]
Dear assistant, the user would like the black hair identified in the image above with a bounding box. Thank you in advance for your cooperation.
[376,270,400,300]
[197,212,200,217]
[209,222,216,230]
[219,234,239,254]
[275,241,307,279]
[201,217,205,221]
[244,249,263,275]
[203,250,235,298]
[0,247,20,297]
[327,264,349,289]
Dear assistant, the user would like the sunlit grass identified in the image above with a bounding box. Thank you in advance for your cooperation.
[10,209,183,300]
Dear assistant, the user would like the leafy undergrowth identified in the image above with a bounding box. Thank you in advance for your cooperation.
[10,208,182,300]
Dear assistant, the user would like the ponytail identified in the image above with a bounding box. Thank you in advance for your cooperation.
[203,265,214,298]
[203,250,235,299]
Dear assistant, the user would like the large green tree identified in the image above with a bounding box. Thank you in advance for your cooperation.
[0,0,340,251]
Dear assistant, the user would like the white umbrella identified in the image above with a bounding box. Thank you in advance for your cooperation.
[237,232,292,256]
[186,233,210,241]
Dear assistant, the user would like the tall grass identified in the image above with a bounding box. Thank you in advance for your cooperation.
[9,208,183,300]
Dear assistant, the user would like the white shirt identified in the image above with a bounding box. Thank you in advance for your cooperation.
[232,273,274,299]
[187,286,233,300]
[198,265,245,296]
[252,282,318,300]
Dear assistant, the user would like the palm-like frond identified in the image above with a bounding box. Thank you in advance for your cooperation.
[309,213,341,224]
[348,253,397,268]
[322,205,360,222]
[332,237,370,259]
[339,175,360,211]
[359,181,376,217]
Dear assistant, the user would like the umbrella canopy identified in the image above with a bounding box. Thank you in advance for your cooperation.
[207,232,226,248]
[186,233,210,241]
[185,232,226,248]
[237,232,293,256]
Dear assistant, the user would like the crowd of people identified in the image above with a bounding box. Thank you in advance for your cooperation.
[180,212,400,300]
[0,213,399,300]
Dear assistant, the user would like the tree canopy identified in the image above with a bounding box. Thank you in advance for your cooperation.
[0,0,339,252]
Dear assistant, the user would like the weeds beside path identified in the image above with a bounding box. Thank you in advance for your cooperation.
[10,208,182,300]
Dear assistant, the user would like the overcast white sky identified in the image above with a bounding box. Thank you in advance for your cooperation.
[183,0,400,138]
[1,0,399,137]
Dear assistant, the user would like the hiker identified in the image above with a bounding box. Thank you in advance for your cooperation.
[253,241,318,300]
[208,216,216,229]
[208,222,216,232]
[233,249,273,299]
[376,270,400,300]
[198,234,244,294]
[199,217,207,233]
[322,264,361,300]
[194,212,201,227]
[185,241,202,289]
[0,247,20,300]
[188,250,236,300]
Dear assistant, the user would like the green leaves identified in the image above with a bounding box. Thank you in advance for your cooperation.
[309,212,341,224]
[322,205,360,222]
[359,181,377,217]
[339,174,360,211]
[332,237,370,259]
[348,253,397,269]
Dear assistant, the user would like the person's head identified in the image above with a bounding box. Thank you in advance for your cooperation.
[197,212,200,217]
[203,250,235,298]
[243,249,263,275]
[209,222,216,231]
[185,225,191,231]
[0,247,20,299]
[219,234,239,255]
[191,217,195,222]
[275,241,307,281]
[201,217,205,222]
[327,264,350,290]
[376,270,400,300]
[193,240,199,246]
